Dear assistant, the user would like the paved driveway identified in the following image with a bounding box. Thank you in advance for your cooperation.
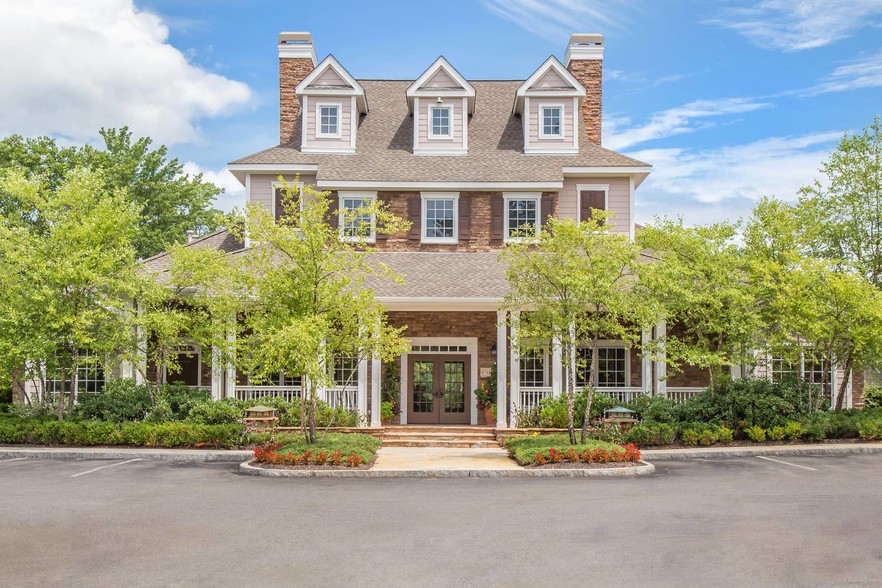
[1,454,881,587]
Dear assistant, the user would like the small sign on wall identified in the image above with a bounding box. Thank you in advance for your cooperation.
[479,367,491,378]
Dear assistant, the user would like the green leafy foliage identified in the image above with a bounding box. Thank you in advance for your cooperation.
[865,387,882,409]
[744,425,766,442]
[503,433,633,466]
[273,433,381,465]
[623,422,677,446]
[76,379,152,422]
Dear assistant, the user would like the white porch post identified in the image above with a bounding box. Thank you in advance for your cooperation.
[551,337,562,398]
[654,321,667,398]
[357,356,368,425]
[134,300,146,385]
[224,326,236,399]
[641,329,652,394]
[370,357,381,427]
[210,344,223,400]
[496,310,508,429]
[509,311,520,426]
[399,353,408,425]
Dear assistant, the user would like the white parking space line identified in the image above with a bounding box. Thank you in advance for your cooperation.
[71,458,143,478]
[0,457,28,463]
[757,455,819,471]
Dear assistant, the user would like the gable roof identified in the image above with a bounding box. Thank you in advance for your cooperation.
[230,80,649,184]
[406,56,476,114]
[139,229,244,275]
[296,54,368,113]
[513,56,585,114]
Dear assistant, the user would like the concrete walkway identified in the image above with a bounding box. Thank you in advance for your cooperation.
[372,446,522,471]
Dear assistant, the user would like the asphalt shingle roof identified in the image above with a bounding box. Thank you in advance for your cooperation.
[139,230,244,274]
[231,80,649,182]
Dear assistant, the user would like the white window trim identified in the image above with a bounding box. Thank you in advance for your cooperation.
[539,103,565,139]
[503,192,542,243]
[576,183,609,222]
[420,192,459,244]
[338,191,377,243]
[315,102,342,139]
[575,341,630,388]
[427,103,453,140]
[163,343,202,387]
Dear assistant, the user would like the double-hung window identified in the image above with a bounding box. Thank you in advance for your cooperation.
[520,350,546,387]
[44,349,106,394]
[504,194,540,241]
[421,193,457,243]
[339,192,376,242]
[575,347,627,388]
[540,105,562,138]
[331,356,359,387]
[317,104,340,137]
[429,105,451,138]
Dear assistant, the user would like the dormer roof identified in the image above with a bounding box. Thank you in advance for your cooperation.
[513,55,585,114]
[296,54,368,113]
[406,56,476,114]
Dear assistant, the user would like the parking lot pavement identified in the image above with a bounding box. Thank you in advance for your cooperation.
[2,454,881,587]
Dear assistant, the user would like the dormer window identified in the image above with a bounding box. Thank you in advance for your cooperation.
[430,105,452,138]
[541,105,563,138]
[317,104,340,138]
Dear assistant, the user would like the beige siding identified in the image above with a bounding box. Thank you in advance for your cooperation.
[559,176,631,234]
[303,97,352,149]
[311,67,347,87]
[532,68,571,89]
[415,99,465,151]
[249,173,317,211]
[527,97,575,149]
[424,69,461,89]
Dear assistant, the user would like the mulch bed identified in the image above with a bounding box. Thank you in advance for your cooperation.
[526,461,639,470]
[250,456,378,471]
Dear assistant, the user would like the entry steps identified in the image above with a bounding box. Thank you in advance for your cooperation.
[381,426,499,448]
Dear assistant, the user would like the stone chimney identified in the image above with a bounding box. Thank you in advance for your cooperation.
[278,32,317,145]
[565,33,603,147]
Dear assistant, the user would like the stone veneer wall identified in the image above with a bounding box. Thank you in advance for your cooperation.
[566,59,602,146]
[280,57,315,145]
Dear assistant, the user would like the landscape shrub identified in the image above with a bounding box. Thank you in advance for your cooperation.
[744,425,766,442]
[857,418,882,440]
[76,378,152,422]
[625,395,678,424]
[766,425,786,441]
[624,422,676,446]
[503,433,638,466]
[864,387,882,409]
[782,421,805,440]
[676,379,813,430]
[681,428,700,446]
[0,386,11,404]
[186,401,241,425]
[253,432,380,466]
[161,384,212,420]
[516,390,619,429]
[716,426,734,443]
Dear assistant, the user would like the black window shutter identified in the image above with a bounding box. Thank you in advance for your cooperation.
[540,194,554,228]
[580,190,605,221]
[326,192,339,230]
[490,194,504,243]
[407,195,421,241]
[458,194,471,241]
[375,194,390,242]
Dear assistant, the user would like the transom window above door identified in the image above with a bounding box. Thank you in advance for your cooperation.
[339,192,376,242]
[317,104,340,137]
[429,105,452,138]
[421,193,458,243]
[540,105,563,138]
[504,194,540,241]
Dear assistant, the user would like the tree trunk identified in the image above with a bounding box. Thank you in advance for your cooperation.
[56,366,66,421]
[566,324,576,445]
[580,338,598,444]
[308,387,317,444]
[69,347,80,414]
[835,353,853,412]
[300,374,308,441]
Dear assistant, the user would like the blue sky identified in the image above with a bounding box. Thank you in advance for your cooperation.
[1,0,881,225]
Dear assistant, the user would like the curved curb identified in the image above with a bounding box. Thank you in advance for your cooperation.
[641,444,882,460]
[237,459,655,478]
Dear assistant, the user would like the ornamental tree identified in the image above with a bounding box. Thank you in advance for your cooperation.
[229,180,410,444]
[502,213,658,444]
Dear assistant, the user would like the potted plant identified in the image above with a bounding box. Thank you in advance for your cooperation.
[380,361,400,425]
[380,400,397,425]
[474,383,495,425]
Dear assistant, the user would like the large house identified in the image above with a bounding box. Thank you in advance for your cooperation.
[31,32,860,421]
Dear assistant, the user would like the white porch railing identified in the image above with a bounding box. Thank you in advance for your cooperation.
[321,387,358,411]
[596,387,646,404]
[666,387,704,404]
[234,385,302,402]
[516,386,554,414]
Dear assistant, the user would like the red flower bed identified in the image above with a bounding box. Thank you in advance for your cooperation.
[253,443,365,468]
[533,443,641,466]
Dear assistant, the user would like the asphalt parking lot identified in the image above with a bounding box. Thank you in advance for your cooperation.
[2,454,881,587]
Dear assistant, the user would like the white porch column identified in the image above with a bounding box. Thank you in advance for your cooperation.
[399,353,408,425]
[370,357,382,427]
[551,337,562,398]
[224,327,236,399]
[134,300,146,385]
[641,329,652,394]
[509,311,520,426]
[357,356,368,424]
[210,344,223,400]
[496,310,508,429]
[654,322,667,397]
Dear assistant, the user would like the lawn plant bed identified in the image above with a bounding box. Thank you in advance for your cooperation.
[504,433,641,467]
[252,432,381,469]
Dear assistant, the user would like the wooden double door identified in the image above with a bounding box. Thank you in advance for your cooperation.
[408,354,471,424]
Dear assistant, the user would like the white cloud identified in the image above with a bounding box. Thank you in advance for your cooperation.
[630,132,842,227]
[482,0,634,40]
[0,0,252,145]
[708,0,882,52]
[605,98,769,151]
[798,50,882,95]
[181,162,245,213]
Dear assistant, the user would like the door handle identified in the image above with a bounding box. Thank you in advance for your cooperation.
[434,388,444,398]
